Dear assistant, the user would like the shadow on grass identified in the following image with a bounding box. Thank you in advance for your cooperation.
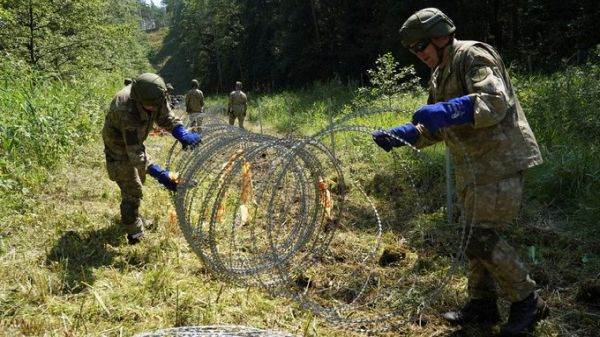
[45,222,123,294]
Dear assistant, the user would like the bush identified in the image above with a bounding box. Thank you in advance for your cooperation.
[517,58,600,222]
[0,55,125,196]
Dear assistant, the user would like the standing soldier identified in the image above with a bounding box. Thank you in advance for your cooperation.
[103,73,201,244]
[228,81,248,129]
[185,79,204,128]
[371,8,548,336]
[166,83,176,109]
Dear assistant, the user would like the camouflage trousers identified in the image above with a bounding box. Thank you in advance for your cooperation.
[188,111,203,128]
[105,154,145,235]
[228,110,246,129]
[459,172,536,303]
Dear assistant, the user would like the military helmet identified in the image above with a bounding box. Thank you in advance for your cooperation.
[399,8,456,47]
[130,73,167,106]
[191,79,199,88]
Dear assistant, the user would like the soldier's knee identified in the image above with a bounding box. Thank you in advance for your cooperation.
[465,228,500,260]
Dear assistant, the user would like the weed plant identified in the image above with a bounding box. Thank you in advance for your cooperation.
[0,56,126,212]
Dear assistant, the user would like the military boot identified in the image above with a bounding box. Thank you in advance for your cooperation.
[124,218,152,245]
[442,298,501,325]
[500,292,549,336]
[126,230,144,245]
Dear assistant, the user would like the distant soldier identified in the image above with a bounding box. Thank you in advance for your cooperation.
[124,78,132,86]
[166,83,178,109]
[228,81,248,129]
[372,8,548,336]
[185,79,204,128]
[102,73,201,244]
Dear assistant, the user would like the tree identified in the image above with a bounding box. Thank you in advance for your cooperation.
[0,0,150,77]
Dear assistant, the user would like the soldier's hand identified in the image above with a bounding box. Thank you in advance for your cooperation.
[171,124,202,149]
[372,123,419,151]
[147,164,178,191]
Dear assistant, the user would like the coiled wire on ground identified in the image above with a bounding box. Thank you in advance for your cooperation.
[165,106,477,334]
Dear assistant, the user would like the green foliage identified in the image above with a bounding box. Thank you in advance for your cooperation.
[517,56,600,221]
[158,0,242,91]
[0,56,122,196]
[358,52,420,100]
[157,1,599,91]
[0,0,151,77]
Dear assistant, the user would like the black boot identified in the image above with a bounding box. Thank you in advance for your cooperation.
[442,298,501,325]
[500,292,549,336]
[126,230,144,245]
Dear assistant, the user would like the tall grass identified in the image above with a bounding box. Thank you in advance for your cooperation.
[517,60,600,223]
[0,56,125,210]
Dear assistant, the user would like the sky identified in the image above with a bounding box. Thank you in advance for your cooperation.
[143,0,164,7]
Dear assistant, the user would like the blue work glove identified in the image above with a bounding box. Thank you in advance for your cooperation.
[372,123,419,152]
[171,124,201,149]
[147,164,178,191]
[411,95,474,134]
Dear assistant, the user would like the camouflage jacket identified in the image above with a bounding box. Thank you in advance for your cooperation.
[415,40,543,189]
[185,88,204,113]
[228,90,247,114]
[102,85,181,180]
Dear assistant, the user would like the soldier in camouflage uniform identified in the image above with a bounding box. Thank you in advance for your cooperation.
[372,8,548,336]
[228,81,248,129]
[166,83,176,109]
[185,79,204,128]
[103,73,201,244]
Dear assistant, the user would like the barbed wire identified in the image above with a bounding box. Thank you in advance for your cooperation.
[163,104,477,334]
[135,325,297,337]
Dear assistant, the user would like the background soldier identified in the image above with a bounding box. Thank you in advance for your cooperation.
[166,83,176,108]
[372,8,548,336]
[102,73,201,244]
[185,79,204,128]
[228,81,248,129]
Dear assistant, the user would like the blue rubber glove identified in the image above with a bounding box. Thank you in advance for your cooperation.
[172,124,201,149]
[372,123,419,152]
[147,164,178,191]
[411,95,474,134]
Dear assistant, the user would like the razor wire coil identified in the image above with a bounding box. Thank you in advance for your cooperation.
[164,105,477,334]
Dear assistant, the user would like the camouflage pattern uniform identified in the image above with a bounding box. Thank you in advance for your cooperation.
[228,84,248,128]
[414,40,543,302]
[185,87,204,127]
[102,83,182,235]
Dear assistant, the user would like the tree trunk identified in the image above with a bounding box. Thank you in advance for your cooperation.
[28,0,36,66]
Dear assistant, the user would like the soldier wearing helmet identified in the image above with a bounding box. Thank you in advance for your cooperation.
[372,8,547,335]
[102,73,201,244]
[165,83,177,109]
[185,79,204,128]
[228,81,248,129]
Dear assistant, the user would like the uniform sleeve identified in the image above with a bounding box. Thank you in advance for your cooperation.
[414,123,443,149]
[199,90,204,108]
[228,92,233,110]
[464,47,511,128]
[155,99,183,131]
